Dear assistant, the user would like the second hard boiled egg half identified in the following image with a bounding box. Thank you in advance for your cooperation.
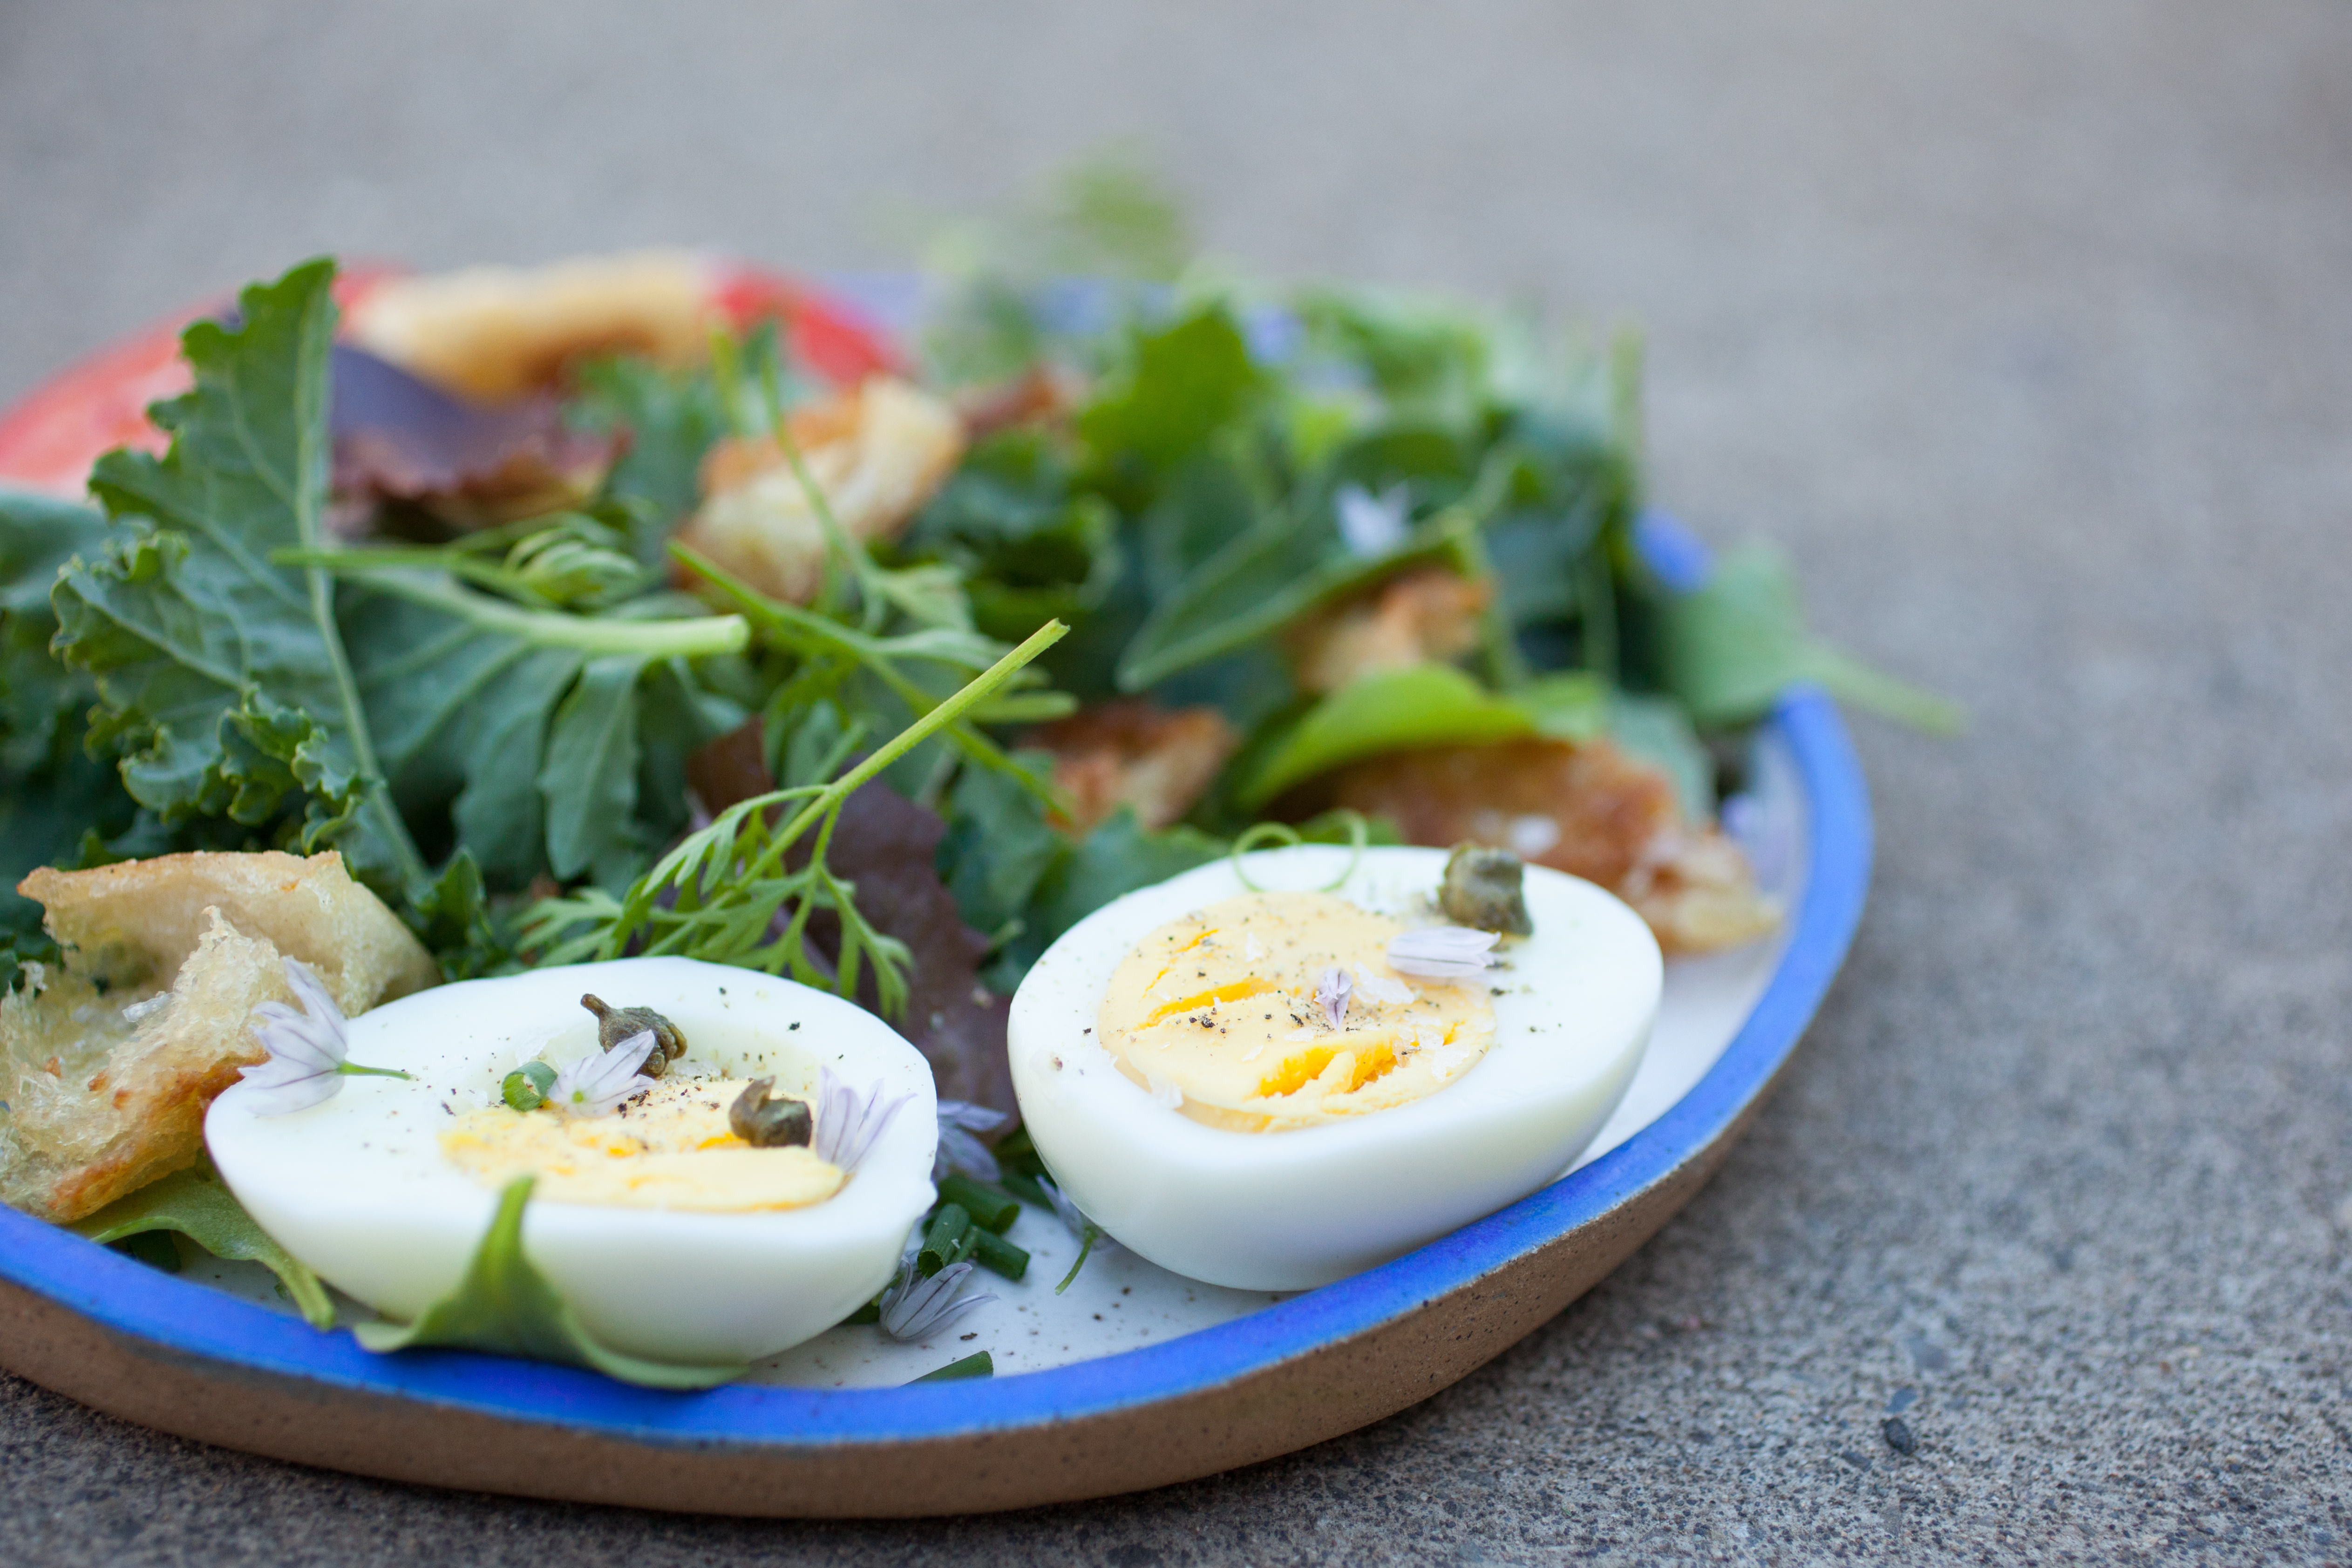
[1008,846,1660,1290]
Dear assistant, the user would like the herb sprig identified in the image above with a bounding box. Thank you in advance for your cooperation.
[522,619,1067,1019]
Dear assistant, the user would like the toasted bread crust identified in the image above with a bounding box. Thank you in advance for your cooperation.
[1325,737,1779,955]
[1,852,439,1222]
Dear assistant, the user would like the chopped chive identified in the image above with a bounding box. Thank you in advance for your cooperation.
[501,1060,557,1111]
[843,1296,882,1326]
[911,1350,992,1382]
[937,1173,1020,1233]
[969,1226,1029,1283]
[996,1169,1052,1209]
[918,1203,976,1277]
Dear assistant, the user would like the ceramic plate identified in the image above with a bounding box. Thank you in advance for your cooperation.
[0,272,1870,1516]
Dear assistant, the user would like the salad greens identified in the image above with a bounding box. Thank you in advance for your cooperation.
[70,1157,334,1329]
[353,1175,746,1388]
[0,170,1944,1111]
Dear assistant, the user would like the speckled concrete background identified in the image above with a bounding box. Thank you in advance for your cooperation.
[1,1,2346,1561]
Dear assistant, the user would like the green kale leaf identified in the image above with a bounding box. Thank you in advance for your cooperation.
[54,258,428,893]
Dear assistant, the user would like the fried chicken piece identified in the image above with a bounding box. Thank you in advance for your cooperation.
[1286,568,1492,695]
[674,377,967,605]
[1323,737,1779,955]
[1031,700,1240,834]
[0,851,440,1222]
[346,251,715,403]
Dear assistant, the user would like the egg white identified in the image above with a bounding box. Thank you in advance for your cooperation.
[205,957,937,1365]
[1008,846,1660,1290]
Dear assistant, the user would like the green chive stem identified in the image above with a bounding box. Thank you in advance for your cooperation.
[936,1174,1021,1234]
[911,1350,993,1382]
[969,1227,1029,1283]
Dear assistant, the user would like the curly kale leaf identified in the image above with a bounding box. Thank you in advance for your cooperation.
[54,258,427,893]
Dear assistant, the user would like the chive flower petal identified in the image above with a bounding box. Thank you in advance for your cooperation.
[1385,926,1501,980]
[932,1099,1009,1181]
[240,957,395,1115]
[549,1028,659,1117]
[877,1254,995,1341]
[816,1066,915,1172]
[1316,965,1353,1030]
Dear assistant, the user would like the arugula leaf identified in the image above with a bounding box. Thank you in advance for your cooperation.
[984,809,1226,987]
[71,1158,334,1329]
[1609,692,1716,821]
[1646,543,1961,733]
[1235,665,1613,812]
[894,430,1123,644]
[1240,665,1529,809]
[568,354,727,542]
[54,259,427,894]
[353,1176,744,1388]
[1024,809,1225,944]
[1078,305,1264,498]
[938,749,1067,944]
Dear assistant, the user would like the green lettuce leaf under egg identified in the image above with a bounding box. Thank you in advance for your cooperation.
[353,1174,745,1389]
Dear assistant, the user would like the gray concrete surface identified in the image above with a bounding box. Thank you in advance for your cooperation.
[2,1,2347,1561]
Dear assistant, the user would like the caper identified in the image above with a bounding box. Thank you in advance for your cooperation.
[728,1077,813,1148]
[1439,842,1533,936]
[502,1060,557,1112]
[580,995,687,1078]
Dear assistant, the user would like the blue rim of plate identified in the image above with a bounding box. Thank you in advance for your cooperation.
[0,513,1871,1453]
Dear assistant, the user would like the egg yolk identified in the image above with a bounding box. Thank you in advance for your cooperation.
[1095,891,1496,1132]
[439,1076,844,1210]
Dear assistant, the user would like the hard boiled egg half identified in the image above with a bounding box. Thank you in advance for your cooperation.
[1008,846,1660,1290]
[206,956,936,1365]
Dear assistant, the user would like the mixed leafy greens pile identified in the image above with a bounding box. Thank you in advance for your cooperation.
[0,170,1946,1110]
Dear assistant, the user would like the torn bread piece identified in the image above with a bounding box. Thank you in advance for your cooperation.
[345,250,717,403]
[674,377,966,605]
[0,851,439,1222]
[1324,737,1780,956]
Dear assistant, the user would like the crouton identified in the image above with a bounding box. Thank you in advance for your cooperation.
[1322,737,1779,955]
[1286,568,1492,695]
[0,851,439,1222]
[674,378,967,605]
[1030,701,1240,834]
[346,251,715,403]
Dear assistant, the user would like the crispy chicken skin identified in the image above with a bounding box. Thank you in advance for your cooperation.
[1323,737,1780,955]
[1031,700,1240,835]
[1286,568,1492,696]
[0,852,439,1222]
[675,377,966,605]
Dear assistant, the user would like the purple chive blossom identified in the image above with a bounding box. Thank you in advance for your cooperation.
[877,1252,996,1341]
[550,1029,659,1117]
[1386,926,1501,980]
[932,1099,1009,1181]
[1315,965,1353,1030]
[237,957,410,1116]
[1335,482,1411,557]
[816,1066,914,1172]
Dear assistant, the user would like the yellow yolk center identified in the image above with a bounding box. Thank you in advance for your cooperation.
[1095,891,1497,1132]
[439,1076,844,1210]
